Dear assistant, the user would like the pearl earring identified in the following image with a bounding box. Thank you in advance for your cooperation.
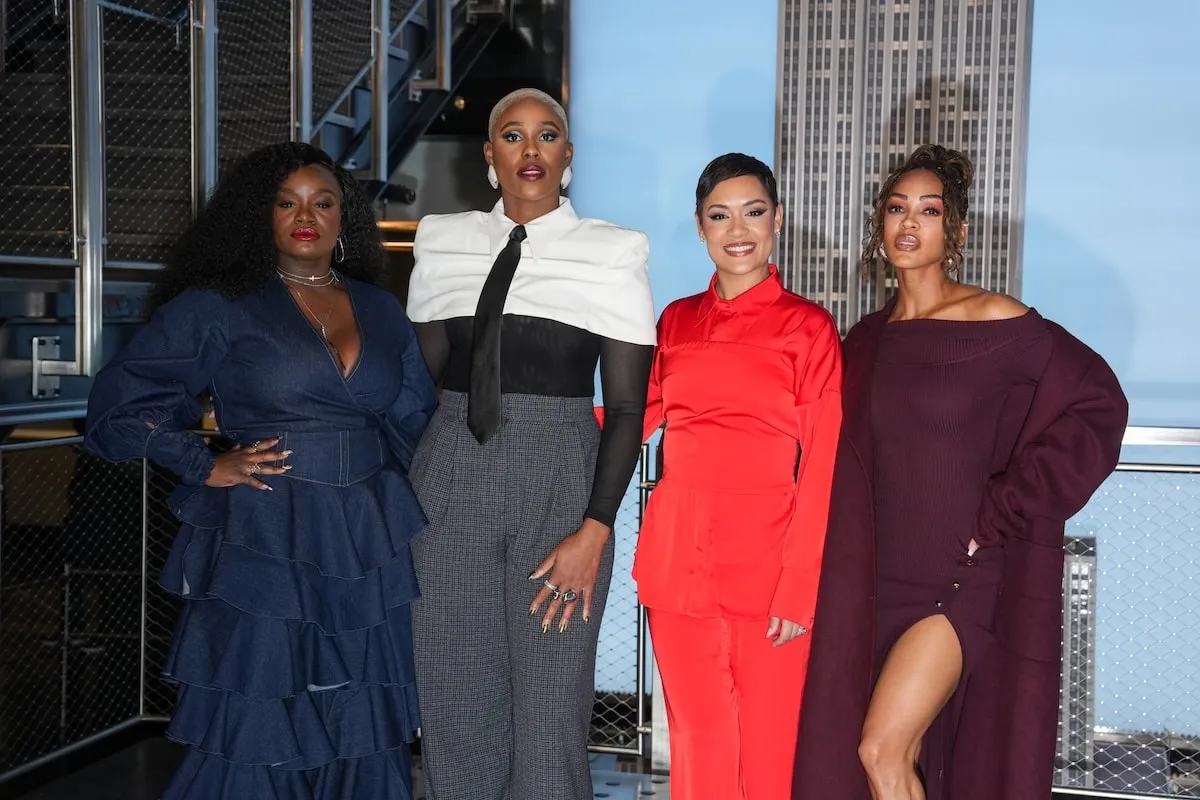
[487,164,499,189]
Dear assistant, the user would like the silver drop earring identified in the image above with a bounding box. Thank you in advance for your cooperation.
[487,165,499,189]
[335,236,346,263]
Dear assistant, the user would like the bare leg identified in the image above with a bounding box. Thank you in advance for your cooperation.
[858,615,962,800]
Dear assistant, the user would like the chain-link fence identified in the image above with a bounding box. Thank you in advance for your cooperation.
[312,0,373,135]
[100,2,191,265]
[214,1,291,166]
[0,433,145,775]
[0,423,650,783]
[0,1,73,260]
[142,461,181,719]
[5,423,1198,790]
[0,0,435,270]
[590,444,650,753]
[1054,465,1200,797]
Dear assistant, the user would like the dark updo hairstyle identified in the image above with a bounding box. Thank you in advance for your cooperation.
[862,144,974,279]
[695,152,780,216]
[148,141,386,313]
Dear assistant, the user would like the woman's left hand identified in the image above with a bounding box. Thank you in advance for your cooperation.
[529,520,610,633]
[767,617,809,647]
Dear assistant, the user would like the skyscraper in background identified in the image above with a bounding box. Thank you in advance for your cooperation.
[775,0,1034,331]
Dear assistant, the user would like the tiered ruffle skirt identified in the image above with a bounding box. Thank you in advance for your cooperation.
[157,466,424,798]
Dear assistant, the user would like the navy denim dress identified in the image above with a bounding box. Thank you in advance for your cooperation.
[84,278,436,799]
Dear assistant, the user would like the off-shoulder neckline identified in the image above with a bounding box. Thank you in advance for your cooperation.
[884,308,1039,326]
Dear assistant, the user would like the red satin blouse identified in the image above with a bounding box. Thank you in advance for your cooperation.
[635,266,843,626]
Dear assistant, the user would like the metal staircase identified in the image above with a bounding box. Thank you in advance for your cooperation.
[0,0,514,419]
[0,2,192,264]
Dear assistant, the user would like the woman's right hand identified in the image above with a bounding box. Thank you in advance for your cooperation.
[205,437,291,491]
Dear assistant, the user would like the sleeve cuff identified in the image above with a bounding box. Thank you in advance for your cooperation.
[584,506,616,529]
[145,429,216,486]
[769,566,817,628]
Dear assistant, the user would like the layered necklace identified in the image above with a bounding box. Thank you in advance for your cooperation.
[277,266,341,342]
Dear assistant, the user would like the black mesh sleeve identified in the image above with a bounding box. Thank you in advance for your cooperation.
[584,339,654,527]
[413,320,451,384]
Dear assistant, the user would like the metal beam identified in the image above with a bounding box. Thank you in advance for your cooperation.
[371,0,390,181]
[67,0,105,378]
[290,0,313,142]
[190,0,218,212]
[411,0,452,92]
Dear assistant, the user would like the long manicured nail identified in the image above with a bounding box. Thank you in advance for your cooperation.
[282,465,293,471]
[529,607,537,616]
[528,572,537,580]
[541,622,549,634]
[558,623,567,634]
[282,450,293,457]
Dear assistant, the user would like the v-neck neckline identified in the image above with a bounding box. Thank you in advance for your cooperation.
[281,277,365,382]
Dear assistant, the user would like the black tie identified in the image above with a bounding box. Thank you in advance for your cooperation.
[468,224,527,444]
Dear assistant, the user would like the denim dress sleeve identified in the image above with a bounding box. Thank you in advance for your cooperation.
[381,311,437,473]
[84,289,230,486]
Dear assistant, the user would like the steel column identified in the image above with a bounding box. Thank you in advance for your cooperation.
[67,0,106,377]
[290,0,314,142]
[190,0,218,213]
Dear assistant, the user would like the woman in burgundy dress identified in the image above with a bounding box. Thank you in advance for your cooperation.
[792,145,1128,800]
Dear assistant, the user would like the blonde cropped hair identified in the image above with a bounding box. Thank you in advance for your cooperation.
[487,88,569,140]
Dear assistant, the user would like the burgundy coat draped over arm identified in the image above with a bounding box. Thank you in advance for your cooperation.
[793,314,1128,800]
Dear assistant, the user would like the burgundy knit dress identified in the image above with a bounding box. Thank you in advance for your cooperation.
[796,297,1128,800]
[869,310,1051,791]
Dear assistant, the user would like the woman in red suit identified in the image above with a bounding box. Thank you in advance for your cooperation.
[637,153,843,799]
[792,145,1128,800]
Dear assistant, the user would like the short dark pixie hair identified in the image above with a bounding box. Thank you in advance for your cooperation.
[694,153,779,216]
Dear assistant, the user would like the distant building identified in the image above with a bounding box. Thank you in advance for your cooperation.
[775,0,1034,331]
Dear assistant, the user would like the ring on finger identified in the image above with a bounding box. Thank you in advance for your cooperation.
[250,440,262,453]
[542,579,559,592]
[248,463,262,474]
[562,590,579,603]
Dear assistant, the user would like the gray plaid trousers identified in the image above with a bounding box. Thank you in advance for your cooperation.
[408,391,614,800]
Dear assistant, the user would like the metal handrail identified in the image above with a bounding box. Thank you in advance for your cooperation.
[97,0,187,29]
[310,0,436,137]
[377,219,419,232]
[1122,426,1200,447]
[0,400,88,429]
[0,255,165,270]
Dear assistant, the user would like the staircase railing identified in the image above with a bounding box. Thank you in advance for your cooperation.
[2,0,507,408]
[291,0,509,196]
[29,0,189,391]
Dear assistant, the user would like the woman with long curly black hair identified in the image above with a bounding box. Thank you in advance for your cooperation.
[84,142,435,799]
